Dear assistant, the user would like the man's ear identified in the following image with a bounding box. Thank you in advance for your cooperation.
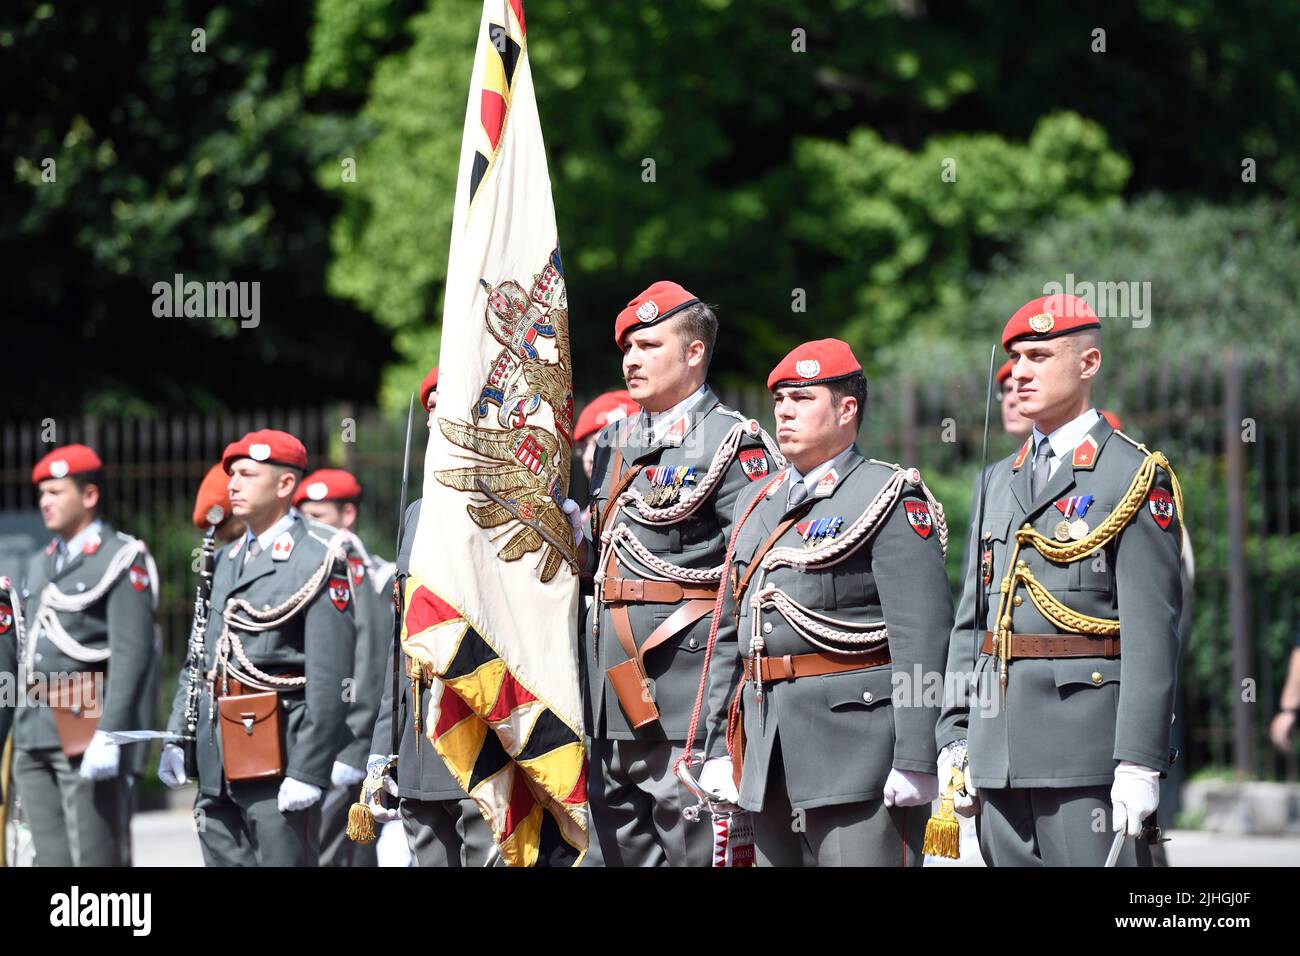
[81,483,101,512]
[685,338,706,370]
[1079,345,1102,382]
[840,395,858,428]
[277,470,298,501]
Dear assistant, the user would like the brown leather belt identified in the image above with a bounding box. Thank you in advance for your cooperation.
[981,631,1120,660]
[224,673,303,697]
[743,645,891,683]
[601,577,719,604]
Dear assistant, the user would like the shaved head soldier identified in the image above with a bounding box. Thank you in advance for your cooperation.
[938,294,1184,867]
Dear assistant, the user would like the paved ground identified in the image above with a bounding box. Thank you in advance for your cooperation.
[126,800,1300,867]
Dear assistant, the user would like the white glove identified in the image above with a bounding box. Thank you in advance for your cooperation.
[699,756,739,804]
[1111,761,1160,837]
[157,743,189,789]
[277,776,323,813]
[331,760,365,789]
[561,498,584,547]
[363,753,401,823]
[79,731,121,781]
[883,768,939,808]
[939,740,979,818]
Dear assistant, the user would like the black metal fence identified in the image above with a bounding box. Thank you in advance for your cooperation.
[1,351,1295,785]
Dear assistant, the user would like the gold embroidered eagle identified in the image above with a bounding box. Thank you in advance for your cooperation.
[435,418,575,583]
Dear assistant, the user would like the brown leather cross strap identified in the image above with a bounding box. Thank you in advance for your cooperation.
[743,645,891,683]
[597,448,644,534]
[609,598,716,667]
[733,501,812,604]
[981,630,1121,659]
[601,578,719,604]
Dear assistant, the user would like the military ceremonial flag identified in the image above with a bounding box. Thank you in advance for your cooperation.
[403,0,586,866]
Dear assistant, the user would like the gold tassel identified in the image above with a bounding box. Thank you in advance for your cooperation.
[922,768,963,860]
[346,801,377,844]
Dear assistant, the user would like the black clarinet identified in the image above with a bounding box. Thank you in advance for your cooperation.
[183,514,221,776]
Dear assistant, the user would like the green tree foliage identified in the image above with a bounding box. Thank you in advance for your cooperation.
[307,0,1295,408]
[3,0,388,417]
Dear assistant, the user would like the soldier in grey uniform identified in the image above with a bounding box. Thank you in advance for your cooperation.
[0,443,157,866]
[367,499,495,866]
[294,467,389,867]
[579,280,779,867]
[700,339,953,866]
[937,294,1184,867]
[158,429,357,867]
[362,368,495,866]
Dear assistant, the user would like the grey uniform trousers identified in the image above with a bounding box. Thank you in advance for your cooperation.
[13,747,132,866]
[585,738,712,867]
[976,785,1153,867]
[751,745,926,867]
[194,780,320,866]
[319,782,377,867]
[399,796,496,867]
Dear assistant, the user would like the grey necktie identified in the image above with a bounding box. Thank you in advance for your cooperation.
[787,480,809,509]
[243,538,262,568]
[1031,439,1054,498]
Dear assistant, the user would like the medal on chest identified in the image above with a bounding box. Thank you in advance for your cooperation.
[644,465,696,507]
[795,515,843,548]
[1053,494,1094,541]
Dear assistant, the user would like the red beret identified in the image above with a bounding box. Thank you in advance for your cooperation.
[32,444,102,485]
[1002,294,1100,351]
[574,390,640,443]
[193,463,232,530]
[996,359,1014,385]
[293,468,362,506]
[419,366,439,409]
[767,338,863,391]
[1101,409,1123,431]
[221,429,308,474]
[614,281,701,348]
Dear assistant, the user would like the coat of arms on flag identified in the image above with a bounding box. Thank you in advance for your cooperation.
[403,0,587,866]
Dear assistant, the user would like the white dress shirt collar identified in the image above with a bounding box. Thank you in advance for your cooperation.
[244,510,298,556]
[1032,407,1100,462]
[641,384,708,445]
[60,519,104,557]
[788,444,857,493]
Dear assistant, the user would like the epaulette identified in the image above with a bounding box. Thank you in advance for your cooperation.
[867,458,924,486]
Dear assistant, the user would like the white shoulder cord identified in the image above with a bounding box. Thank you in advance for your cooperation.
[208,544,343,694]
[26,540,146,672]
[593,419,783,591]
[619,420,785,526]
[749,465,949,658]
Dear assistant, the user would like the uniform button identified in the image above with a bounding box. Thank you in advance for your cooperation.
[688,637,699,649]
[983,531,992,541]
[861,691,874,704]
[263,604,271,610]
[1091,672,1103,685]
[76,582,86,592]
[34,653,43,663]
[762,622,773,634]
[1013,596,1023,607]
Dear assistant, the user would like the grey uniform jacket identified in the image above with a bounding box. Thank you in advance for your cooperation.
[937,416,1183,789]
[335,534,390,772]
[704,450,954,812]
[582,386,777,744]
[166,515,357,795]
[1,526,157,763]
[370,499,468,800]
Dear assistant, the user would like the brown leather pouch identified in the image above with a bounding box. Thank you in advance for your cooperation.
[217,691,285,781]
[48,672,102,759]
[606,657,661,729]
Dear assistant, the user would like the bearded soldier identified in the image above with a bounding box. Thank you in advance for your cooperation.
[0,444,158,866]
[158,429,357,867]
[578,281,781,867]
[937,294,1184,867]
[699,340,952,866]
